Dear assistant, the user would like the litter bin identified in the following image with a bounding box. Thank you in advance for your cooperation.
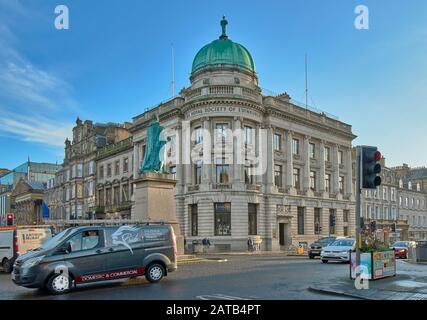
[416,240,427,262]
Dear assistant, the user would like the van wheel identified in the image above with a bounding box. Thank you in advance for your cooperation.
[46,273,71,295]
[3,259,13,273]
[145,263,165,283]
[322,260,328,264]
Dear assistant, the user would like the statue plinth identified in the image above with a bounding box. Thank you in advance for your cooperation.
[132,172,184,254]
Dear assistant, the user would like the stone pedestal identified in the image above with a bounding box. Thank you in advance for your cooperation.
[132,172,184,254]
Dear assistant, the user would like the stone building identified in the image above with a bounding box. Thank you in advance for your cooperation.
[45,118,131,221]
[0,161,61,225]
[95,136,134,219]
[10,179,46,225]
[359,156,409,241]
[130,18,356,251]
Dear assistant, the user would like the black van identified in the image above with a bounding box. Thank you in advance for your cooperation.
[11,224,177,294]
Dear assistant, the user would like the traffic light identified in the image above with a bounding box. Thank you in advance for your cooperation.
[6,213,13,226]
[391,223,396,232]
[361,146,382,189]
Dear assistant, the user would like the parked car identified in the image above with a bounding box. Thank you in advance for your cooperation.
[12,224,177,295]
[308,237,337,259]
[391,241,416,259]
[0,226,53,273]
[320,238,356,263]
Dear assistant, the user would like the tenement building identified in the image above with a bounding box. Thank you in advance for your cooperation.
[360,156,409,241]
[393,165,427,240]
[45,118,131,222]
[130,18,356,251]
[95,136,134,219]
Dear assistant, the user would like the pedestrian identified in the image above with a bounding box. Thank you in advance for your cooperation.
[247,238,253,252]
[206,238,211,252]
[202,238,207,253]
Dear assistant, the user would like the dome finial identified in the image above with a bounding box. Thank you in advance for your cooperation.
[220,16,228,40]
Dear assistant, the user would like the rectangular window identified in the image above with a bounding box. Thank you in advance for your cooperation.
[216,160,229,184]
[215,123,229,143]
[194,127,203,145]
[293,168,300,190]
[76,204,82,218]
[122,184,129,202]
[244,126,253,145]
[99,166,104,179]
[123,158,129,173]
[107,164,112,177]
[190,204,198,236]
[292,139,299,155]
[274,134,281,151]
[324,147,331,162]
[113,186,120,204]
[248,204,257,235]
[98,189,104,206]
[343,210,349,223]
[339,176,344,194]
[314,208,321,235]
[310,171,316,191]
[309,143,315,159]
[343,226,349,237]
[106,188,112,205]
[274,165,282,188]
[245,162,254,185]
[297,207,305,235]
[195,161,202,185]
[329,209,336,235]
[115,160,120,176]
[214,203,231,236]
[77,163,83,177]
[338,150,343,165]
[325,174,331,192]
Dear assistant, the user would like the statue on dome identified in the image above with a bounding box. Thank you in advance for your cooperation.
[220,16,228,40]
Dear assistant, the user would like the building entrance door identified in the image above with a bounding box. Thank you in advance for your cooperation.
[279,223,285,246]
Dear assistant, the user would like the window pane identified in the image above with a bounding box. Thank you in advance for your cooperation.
[297,207,305,235]
[214,203,231,236]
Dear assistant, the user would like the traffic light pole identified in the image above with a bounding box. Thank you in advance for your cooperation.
[355,146,362,279]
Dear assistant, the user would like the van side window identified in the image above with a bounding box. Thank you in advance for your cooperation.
[68,230,100,252]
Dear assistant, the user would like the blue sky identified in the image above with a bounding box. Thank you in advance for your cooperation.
[0,0,426,169]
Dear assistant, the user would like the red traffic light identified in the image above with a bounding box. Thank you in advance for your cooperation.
[374,151,381,161]
[7,214,13,220]
[6,214,13,226]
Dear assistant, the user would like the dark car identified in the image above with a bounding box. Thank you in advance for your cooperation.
[308,237,337,259]
[391,241,416,259]
[12,224,177,294]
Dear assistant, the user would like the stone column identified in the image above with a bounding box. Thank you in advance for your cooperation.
[345,148,353,198]
[319,140,326,195]
[255,124,263,186]
[202,117,212,188]
[303,135,311,193]
[285,130,294,190]
[233,117,244,190]
[332,144,340,195]
[265,124,275,192]
[175,123,184,192]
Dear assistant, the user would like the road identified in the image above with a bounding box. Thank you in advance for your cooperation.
[0,255,355,300]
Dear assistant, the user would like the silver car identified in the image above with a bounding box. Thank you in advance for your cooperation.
[320,238,355,263]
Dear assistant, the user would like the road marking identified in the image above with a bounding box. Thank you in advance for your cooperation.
[197,293,252,300]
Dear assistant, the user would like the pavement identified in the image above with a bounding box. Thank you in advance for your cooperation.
[309,260,427,300]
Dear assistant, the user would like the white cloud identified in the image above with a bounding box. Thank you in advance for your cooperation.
[0,1,77,150]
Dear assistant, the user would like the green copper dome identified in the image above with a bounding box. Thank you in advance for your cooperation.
[191,17,255,74]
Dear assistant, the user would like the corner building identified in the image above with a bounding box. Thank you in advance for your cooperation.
[131,18,356,251]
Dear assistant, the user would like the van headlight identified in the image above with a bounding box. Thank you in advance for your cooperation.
[22,256,44,269]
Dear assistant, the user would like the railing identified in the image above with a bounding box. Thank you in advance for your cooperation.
[246,184,261,191]
[209,85,233,95]
[212,183,232,190]
[188,185,200,192]
[96,137,133,160]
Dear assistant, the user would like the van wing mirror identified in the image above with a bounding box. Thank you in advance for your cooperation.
[58,241,72,254]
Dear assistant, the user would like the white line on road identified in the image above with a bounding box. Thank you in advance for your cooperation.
[197,293,252,300]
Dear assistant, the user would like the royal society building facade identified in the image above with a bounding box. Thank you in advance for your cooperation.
[131,18,356,251]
